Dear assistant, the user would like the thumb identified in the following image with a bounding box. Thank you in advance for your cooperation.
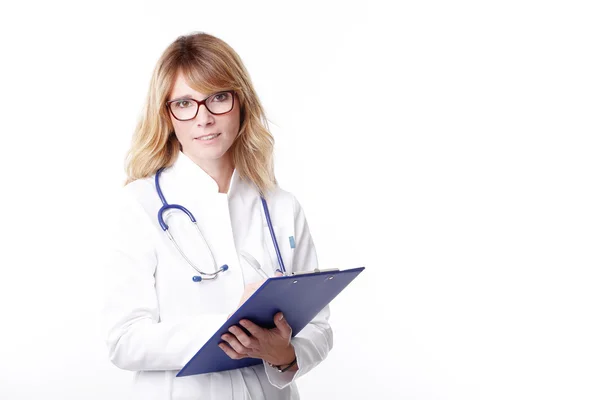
[274,312,291,335]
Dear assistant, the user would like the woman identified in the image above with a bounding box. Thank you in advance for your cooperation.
[103,32,333,399]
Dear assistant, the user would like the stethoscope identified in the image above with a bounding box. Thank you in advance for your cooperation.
[155,167,287,282]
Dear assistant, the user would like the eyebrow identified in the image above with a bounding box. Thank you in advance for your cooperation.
[168,91,229,102]
[169,94,197,102]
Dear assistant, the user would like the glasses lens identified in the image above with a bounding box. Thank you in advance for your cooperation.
[205,92,234,115]
[170,100,198,121]
[169,92,234,121]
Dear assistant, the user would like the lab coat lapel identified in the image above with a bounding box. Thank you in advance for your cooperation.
[159,151,219,203]
[157,152,246,309]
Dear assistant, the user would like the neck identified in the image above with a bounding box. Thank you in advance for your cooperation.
[186,151,234,194]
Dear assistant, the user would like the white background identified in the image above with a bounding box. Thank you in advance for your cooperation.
[0,1,598,399]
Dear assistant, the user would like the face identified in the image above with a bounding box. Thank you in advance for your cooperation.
[167,71,241,168]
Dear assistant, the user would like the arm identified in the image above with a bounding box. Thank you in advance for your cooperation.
[103,189,228,371]
[264,195,334,388]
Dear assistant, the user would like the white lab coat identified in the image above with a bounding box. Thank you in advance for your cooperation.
[103,152,333,400]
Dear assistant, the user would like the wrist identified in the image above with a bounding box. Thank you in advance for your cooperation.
[267,356,297,373]
[273,345,296,366]
[267,345,297,370]
[280,344,296,365]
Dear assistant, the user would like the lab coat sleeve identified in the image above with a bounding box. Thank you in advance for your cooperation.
[103,189,228,371]
[264,195,333,388]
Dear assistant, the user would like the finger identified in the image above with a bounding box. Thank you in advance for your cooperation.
[273,312,292,337]
[248,281,263,290]
[221,333,251,355]
[274,270,284,276]
[228,325,258,349]
[239,319,266,339]
[218,342,247,360]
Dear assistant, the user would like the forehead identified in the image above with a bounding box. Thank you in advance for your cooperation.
[169,71,210,99]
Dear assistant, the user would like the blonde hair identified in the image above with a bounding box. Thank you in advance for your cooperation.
[124,32,276,195]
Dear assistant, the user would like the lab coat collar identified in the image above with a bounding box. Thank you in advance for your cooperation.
[166,151,242,199]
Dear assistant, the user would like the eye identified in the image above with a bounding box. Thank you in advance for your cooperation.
[211,92,230,102]
[174,100,192,108]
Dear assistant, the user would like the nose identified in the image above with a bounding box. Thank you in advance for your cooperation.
[194,104,215,126]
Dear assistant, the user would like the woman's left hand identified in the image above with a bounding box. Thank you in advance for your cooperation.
[219,312,297,367]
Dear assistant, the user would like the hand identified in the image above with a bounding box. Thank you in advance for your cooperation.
[228,281,263,319]
[227,271,284,319]
[219,312,297,368]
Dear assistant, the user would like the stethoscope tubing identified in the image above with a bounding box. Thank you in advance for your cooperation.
[155,167,286,282]
[261,197,286,275]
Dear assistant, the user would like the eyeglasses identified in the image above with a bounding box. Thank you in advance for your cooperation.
[166,90,235,121]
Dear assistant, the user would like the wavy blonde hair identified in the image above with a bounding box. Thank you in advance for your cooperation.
[124,32,276,195]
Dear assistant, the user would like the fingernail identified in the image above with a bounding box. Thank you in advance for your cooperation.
[279,314,284,321]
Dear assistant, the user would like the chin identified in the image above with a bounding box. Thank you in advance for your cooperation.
[190,149,229,162]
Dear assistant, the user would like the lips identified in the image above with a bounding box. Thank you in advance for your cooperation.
[194,132,221,141]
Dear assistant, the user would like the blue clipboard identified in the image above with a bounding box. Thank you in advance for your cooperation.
[177,266,365,377]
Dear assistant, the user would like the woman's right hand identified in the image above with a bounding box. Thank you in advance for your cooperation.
[228,272,283,319]
[239,280,265,307]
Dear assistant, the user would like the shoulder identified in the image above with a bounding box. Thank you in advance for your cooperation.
[261,185,308,224]
[122,175,155,202]
[105,176,160,248]
[115,175,158,222]
[264,184,297,207]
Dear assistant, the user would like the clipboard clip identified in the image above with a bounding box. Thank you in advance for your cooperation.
[289,268,339,276]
